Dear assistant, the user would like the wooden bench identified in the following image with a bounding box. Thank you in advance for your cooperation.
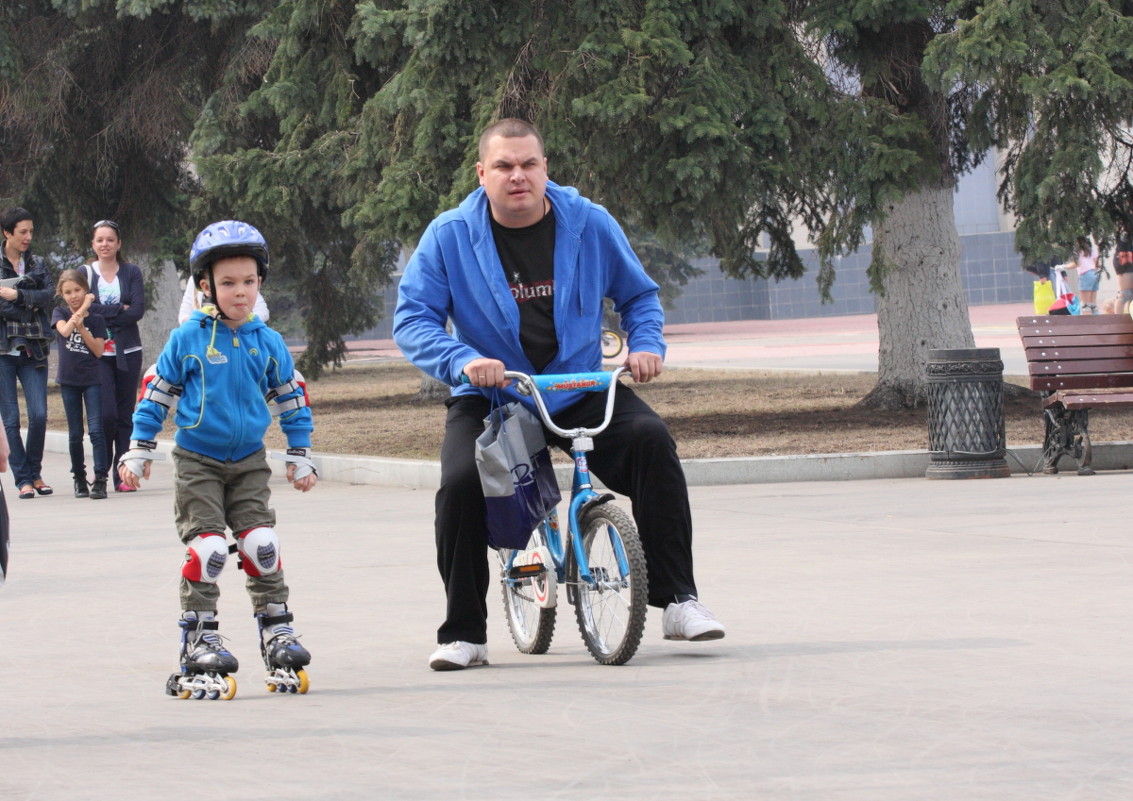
[1017,314,1133,475]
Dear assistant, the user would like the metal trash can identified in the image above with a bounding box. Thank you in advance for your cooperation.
[925,348,1011,479]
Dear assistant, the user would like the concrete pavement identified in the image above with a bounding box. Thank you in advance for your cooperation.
[2,448,1131,800]
[345,301,1037,375]
[662,301,1036,376]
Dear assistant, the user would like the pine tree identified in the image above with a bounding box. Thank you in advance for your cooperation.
[197,0,861,373]
[0,0,276,354]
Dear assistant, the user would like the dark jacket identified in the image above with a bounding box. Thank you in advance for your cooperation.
[0,249,54,360]
[86,262,146,360]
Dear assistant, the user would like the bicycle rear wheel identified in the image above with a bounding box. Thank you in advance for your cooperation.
[600,329,624,359]
[571,503,647,665]
[499,526,557,654]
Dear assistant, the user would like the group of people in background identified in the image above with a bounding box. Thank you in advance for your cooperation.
[0,208,145,500]
[1026,231,1133,316]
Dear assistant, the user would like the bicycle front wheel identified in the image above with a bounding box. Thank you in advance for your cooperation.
[571,504,647,665]
[499,526,557,654]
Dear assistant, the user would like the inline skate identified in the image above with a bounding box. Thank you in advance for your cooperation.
[257,603,310,694]
[166,612,238,700]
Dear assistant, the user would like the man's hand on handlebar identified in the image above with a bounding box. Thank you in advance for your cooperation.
[463,358,511,388]
[624,351,663,383]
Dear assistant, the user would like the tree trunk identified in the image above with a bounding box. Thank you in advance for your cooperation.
[859,185,975,409]
[137,256,182,366]
[417,373,450,401]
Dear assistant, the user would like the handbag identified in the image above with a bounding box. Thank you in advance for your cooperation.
[475,394,562,550]
[1032,278,1055,314]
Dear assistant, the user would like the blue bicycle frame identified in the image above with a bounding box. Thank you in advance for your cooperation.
[507,370,632,590]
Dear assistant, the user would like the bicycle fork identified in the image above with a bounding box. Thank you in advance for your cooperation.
[565,448,632,602]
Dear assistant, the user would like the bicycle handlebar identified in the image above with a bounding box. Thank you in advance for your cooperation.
[510,367,627,440]
[463,367,628,440]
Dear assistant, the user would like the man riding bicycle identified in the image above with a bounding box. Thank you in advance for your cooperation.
[393,118,725,671]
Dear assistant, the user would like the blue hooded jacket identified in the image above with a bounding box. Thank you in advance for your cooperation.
[393,182,666,415]
[131,309,313,461]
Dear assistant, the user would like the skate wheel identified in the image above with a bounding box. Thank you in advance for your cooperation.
[221,675,237,701]
[266,681,278,693]
[191,689,206,700]
[177,688,191,700]
[296,669,309,694]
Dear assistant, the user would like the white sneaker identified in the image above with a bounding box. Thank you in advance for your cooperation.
[428,641,489,671]
[662,599,726,642]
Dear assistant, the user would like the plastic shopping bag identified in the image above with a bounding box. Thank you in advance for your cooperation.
[1050,271,1080,315]
[1033,278,1055,314]
[475,396,562,550]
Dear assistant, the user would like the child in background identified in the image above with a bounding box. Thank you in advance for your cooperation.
[119,220,317,700]
[1075,236,1101,315]
[52,269,107,499]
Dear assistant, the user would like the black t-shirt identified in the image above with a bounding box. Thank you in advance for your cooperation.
[52,307,106,387]
[490,207,559,371]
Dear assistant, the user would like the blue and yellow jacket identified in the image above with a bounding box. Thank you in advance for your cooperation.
[131,308,313,462]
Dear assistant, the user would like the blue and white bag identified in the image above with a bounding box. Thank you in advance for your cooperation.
[475,395,561,550]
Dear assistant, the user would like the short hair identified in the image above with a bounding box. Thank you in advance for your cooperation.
[0,207,33,236]
[478,118,544,161]
[57,268,90,295]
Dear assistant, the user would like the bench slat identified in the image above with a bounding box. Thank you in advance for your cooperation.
[1029,372,1133,391]
[1028,357,1133,376]
[1045,391,1133,409]
[1023,344,1133,363]
[1020,334,1133,350]
[1017,315,1133,333]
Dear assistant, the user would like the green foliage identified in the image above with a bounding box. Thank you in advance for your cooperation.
[196,0,880,321]
[0,0,273,266]
[12,0,1133,380]
[927,0,1133,258]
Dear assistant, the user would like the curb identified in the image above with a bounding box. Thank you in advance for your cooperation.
[47,431,1133,489]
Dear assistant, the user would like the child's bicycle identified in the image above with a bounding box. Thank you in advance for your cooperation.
[496,367,647,666]
[600,328,624,360]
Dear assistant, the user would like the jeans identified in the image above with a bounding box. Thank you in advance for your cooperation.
[97,351,143,477]
[0,351,48,489]
[60,383,108,480]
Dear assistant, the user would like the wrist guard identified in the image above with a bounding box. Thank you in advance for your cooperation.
[119,439,164,479]
[271,447,318,480]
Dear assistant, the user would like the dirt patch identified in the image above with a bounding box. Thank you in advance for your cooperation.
[56,361,1133,460]
[259,362,1133,460]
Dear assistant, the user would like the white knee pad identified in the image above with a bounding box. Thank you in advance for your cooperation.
[182,534,228,584]
[237,527,281,577]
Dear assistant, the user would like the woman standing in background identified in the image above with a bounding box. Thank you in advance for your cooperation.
[85,220,145,492]
[0,207,54,499]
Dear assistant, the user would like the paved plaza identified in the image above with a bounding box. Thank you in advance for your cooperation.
[2,446,1130,800]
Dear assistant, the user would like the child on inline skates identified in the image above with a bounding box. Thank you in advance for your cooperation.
[51,269,108,499]
[119,220,318,699]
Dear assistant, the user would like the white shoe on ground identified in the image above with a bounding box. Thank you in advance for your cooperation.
[662,599,726,642]
[429,641,489,671]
